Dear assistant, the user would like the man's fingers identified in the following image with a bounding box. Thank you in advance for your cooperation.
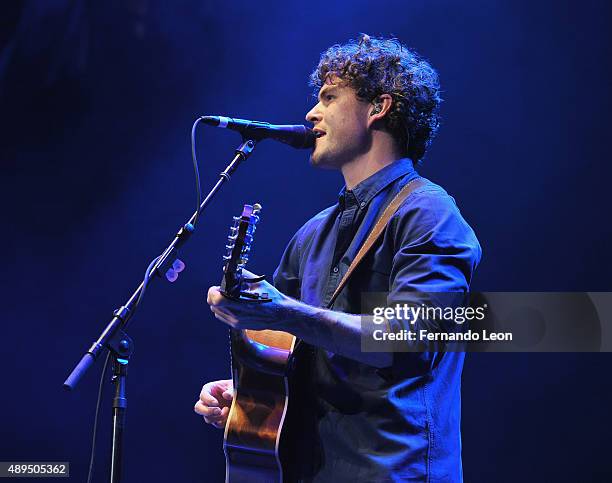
[204,413,225,426]
[212,406,230,428]
[195,380,233,429]
[211,306,228,322]
[196,402,229,428]
[211,306,239,326]
[241,269,263,289]
[194,400,223,417]
[207,286,222,305]
[199,382,220,406]
[207,288,240,326]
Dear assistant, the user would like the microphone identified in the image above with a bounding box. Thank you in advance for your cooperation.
[200,116,316,149]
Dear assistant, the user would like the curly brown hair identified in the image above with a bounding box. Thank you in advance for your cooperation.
[310,34,442,164]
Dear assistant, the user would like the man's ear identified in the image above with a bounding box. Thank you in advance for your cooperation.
[368,94,393,125]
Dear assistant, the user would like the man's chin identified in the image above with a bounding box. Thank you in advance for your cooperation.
[309,150,336,170]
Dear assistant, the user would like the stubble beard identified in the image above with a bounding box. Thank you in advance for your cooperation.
[309,142,330,168]
[309,138,345,170]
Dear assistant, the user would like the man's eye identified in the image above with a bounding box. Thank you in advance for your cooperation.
[325,95,335,101]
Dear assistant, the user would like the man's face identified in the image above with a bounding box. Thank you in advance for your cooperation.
[305,77,372,169]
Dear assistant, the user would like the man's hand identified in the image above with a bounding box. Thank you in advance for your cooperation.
[207,271,294,331]
[194,379,234,429]
[206,271,392,370]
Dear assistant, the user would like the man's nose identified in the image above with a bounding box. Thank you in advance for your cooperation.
[305,103,322,124]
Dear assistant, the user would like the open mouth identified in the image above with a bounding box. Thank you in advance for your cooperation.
[313,130,326,138]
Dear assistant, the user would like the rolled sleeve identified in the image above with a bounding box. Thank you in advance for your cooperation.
[382,189,482,358]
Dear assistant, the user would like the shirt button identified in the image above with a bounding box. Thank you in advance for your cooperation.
[333,266,339,273]
[360,201,366,208]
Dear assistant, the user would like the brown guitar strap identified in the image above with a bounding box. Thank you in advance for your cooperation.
[326,176,426,309]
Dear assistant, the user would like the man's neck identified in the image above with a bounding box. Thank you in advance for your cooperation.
[341,148,405,190]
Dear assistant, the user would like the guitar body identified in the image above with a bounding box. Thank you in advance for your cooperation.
[223,330,296,483]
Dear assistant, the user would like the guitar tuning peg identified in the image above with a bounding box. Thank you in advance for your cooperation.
[223,255,231,261]
[233,216,241,221]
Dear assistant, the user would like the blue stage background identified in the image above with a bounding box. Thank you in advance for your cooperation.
[1,1,611,481]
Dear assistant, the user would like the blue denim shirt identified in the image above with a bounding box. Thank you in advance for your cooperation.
[273,158,482,482]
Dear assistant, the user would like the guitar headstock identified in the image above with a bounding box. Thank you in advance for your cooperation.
[220,203,262,299]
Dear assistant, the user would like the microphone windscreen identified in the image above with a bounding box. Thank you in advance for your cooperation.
[292,126,316,149]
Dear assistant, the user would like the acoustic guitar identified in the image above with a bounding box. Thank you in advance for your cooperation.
[219,203,298,483]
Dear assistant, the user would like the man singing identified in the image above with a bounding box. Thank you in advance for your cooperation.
[194,35,481,482]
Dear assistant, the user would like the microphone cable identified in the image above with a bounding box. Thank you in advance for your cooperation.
[86,118,204,482]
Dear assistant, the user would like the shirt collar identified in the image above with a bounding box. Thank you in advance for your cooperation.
[338,158,415,208]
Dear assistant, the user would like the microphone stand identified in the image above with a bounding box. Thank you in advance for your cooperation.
[63,138,257,483]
